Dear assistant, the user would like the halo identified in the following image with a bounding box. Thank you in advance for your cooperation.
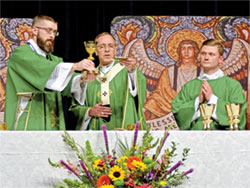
[166,29,207,61]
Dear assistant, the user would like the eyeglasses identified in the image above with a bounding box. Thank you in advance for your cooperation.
[36,26,59,37]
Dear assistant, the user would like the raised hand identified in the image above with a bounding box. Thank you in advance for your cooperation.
[119,57,136,72]
[82,73,97,82]
[73,59,96,72]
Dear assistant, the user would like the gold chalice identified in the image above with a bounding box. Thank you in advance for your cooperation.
[200,103,215,130]
[127,124,136,130]
[82,41,99,76]
[225,103,242,130]
[84,41,96,61]
[0,122,8,130]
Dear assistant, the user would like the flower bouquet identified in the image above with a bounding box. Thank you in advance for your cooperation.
[49,122,193,188]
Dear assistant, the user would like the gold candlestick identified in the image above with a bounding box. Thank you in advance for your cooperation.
[199,103,215,130]
[84,41,96,61]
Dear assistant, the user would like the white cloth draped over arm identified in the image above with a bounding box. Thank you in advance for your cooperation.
[128,70,137,97]
[192,97,201,121]
[80,109,92,130]
[70,75,87,105]
[45,62,87,105]
[45,63,73,91]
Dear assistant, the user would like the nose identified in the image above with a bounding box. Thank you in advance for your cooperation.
[204,54,209,60]
[104,46,110,52]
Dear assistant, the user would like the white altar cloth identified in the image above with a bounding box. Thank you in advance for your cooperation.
[0,131,250,188]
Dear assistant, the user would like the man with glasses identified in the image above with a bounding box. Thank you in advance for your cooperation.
[70,32,147,130]
[5,15,96,130]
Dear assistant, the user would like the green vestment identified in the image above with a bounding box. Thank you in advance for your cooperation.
[171,76,247,130]
[5,44,73,130]
[70,62,147,130]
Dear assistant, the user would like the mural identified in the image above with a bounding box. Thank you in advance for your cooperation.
[0,16,249,130]
[111,16,250,129]
[0,18,33,122]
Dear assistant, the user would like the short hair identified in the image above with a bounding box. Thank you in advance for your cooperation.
[94,32,116,45]
[32,15,58,26]
[201,39,224,56]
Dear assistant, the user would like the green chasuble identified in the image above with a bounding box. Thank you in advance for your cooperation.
[5,44,73,130]
[171,76,247,130]
[70,62,147,130]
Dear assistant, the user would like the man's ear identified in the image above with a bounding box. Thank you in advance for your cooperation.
[32,27,38,36]
[219,55,224,64]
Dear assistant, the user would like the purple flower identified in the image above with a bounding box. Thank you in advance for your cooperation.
[153,132,170,160]
[133,121,140,147]
[80,161,95,185]
[164,186,170,188]
[182,168,194,176]
[102,124,109,154]
[166,161,182,176]
[145,171,155,182]
[60,160,79,177]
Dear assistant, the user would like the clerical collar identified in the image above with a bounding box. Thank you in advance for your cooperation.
[198,69,224,81]
[27,39,47,58]
[99,61,115,74]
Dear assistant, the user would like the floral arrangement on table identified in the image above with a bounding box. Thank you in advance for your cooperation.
[48,122,193,188]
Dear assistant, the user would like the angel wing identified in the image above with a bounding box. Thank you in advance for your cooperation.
[220,38,250,91]
[122,38,165,92]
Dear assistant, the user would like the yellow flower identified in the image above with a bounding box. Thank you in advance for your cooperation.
[160,181,167,186]
[108,165,125,181]
[100,184,114,188]
[131,160,147,171]
[93,159,106,170]
[117,156,128,164]
[120,156,128,161]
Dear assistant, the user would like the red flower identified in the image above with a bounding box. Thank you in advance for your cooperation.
[106,155,112,159]
[127,156,142,170]
[99,158,105,165]
[97,175,111,188]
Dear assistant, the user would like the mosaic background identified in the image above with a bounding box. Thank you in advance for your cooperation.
[0,16,249,129]
[110,16,250,129]
[0,18,33,122]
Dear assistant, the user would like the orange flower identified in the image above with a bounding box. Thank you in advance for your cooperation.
[97,175,111,188]
[127,156,142,170]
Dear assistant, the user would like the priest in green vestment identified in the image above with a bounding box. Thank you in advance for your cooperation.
[69,32,147,130]
[172,39,247,130]
[4,15,96,130]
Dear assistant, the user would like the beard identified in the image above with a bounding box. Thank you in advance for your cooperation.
[37,35,54,53]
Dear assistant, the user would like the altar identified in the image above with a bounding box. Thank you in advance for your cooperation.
[0,130,250,188]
